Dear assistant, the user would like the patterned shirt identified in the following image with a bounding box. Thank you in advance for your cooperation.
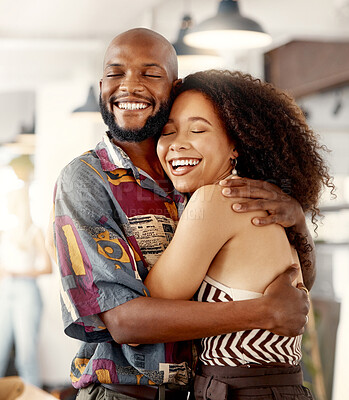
[53,134,191,389]
[195,275,302,367]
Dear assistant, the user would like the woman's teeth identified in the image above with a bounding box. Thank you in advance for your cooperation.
[171,159,200,169]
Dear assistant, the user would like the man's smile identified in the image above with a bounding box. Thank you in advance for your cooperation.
[116,102,149,110]
[111,95,153,113]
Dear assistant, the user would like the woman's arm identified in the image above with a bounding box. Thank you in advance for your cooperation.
[10,228,52,278]
[33,228,53,275]
[145,185,250,299]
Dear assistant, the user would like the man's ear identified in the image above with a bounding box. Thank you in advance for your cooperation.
[172,79,182,90]
[99,79,103,91]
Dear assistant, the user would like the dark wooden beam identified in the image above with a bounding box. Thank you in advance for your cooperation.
[264,40,349,98]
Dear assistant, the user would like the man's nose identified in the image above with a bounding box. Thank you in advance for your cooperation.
[119,73,144,93]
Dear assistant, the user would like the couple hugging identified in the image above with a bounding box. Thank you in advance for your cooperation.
[52,28,332,400]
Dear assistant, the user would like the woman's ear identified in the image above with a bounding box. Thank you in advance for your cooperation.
[230,146,239,159]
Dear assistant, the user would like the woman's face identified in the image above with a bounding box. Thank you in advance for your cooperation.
[157,90,237,193]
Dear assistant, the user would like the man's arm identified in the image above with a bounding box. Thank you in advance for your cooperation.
[220,177,315,289]
[286,212,315,290]
[101,266,309,344]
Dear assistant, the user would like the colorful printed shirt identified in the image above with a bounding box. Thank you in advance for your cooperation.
[53,134,191,389]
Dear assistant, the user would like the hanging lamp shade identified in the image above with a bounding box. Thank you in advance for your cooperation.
[173,15,222,71]
[72,85,99,115]
[183,0,272,50]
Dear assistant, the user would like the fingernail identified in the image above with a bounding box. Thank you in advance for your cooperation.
[233,203,241,211]
[222,188,231,195]
[220,179,227,185]
[252,218,259,225]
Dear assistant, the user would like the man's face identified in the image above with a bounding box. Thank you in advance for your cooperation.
[100,33,177,141]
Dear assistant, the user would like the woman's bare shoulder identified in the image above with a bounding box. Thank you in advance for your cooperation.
[189,184,244,207]
[183,185,247,231]
[186,184,269,234]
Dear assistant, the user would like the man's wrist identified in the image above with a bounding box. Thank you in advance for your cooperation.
[257,296,275,331]
[293,208,306,233]
[231,297,274,332]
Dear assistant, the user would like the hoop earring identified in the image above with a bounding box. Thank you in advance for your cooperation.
[231,158,238,176]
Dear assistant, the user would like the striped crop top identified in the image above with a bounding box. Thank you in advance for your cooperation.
[194,275,302,367]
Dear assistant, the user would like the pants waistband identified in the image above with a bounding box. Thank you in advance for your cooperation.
[200,363,303,387]
[195,364,304,400]
[102,383,189,400]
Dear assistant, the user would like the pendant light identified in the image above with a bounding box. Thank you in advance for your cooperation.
[72,85,100,118]
[173,15,223,71]
[183,0,272,50]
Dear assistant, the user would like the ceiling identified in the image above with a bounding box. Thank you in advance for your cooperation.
[0,0,348,90]
[1,0,349,44]
[0,0,161,41]
[0,0,349,144]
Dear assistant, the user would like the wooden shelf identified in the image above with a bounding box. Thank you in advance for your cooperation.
[264,40,349,98]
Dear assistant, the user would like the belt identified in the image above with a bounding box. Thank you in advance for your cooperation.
[102,383,189,400]
[194,364,304,400]
[200,363,303,387]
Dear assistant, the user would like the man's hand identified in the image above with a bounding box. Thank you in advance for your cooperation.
[220,177,304,229]
[263,266,310,336]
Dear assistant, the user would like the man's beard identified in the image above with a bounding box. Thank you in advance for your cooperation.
[99,95,171,143]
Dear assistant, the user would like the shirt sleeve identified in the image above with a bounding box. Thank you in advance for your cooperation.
[53,156,149,343]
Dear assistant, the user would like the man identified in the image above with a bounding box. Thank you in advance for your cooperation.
[53,28,312,400]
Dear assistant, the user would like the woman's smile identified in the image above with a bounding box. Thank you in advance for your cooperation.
[168,157,202,175]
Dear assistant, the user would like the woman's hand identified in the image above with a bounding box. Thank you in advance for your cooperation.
[220,176,305,229]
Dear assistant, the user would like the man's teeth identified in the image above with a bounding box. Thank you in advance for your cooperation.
[118,102,148,110]
[171,159,200,167]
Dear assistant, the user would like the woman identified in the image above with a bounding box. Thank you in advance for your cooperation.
[145,70,333,399]
[0,156,52,387]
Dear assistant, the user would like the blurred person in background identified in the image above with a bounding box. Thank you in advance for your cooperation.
[0,155,52,388]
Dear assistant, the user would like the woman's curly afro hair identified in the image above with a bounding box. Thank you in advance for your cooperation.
[173,69,334,231]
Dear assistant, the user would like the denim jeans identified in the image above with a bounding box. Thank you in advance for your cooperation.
[0,277,43,387]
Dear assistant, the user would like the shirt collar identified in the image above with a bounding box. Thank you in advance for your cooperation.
[100,133,134,170]
[96,133,186,205]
